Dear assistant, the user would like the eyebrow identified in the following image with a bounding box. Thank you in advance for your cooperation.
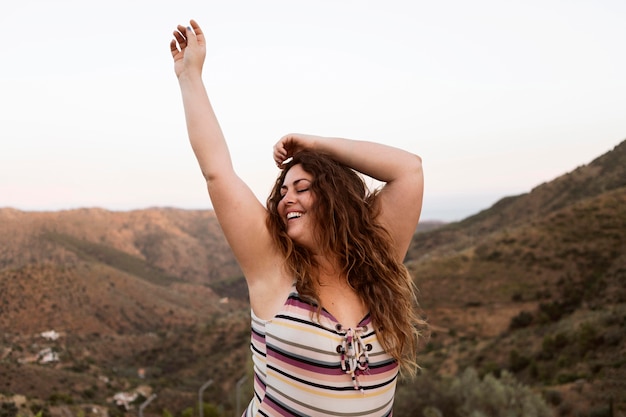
[280,178,311,192]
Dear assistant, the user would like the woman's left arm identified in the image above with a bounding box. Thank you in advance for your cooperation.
[274,133,423,260]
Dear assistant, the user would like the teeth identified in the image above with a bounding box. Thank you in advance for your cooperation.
[287,212,302,219]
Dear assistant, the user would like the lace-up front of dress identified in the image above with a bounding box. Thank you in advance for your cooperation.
[335,324,372,392]
[245,289,398,417]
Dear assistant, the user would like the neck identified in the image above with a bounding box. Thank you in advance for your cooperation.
[313,255,348,288]
[313,253,340,273]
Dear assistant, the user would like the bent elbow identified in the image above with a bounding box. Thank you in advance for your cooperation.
[203,169,218,183]
[408,153,423,177]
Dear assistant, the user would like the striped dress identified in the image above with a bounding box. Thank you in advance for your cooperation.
[244,289,399,416]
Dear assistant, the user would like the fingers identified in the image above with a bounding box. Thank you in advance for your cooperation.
[272,133,316,167]
[190,19,202,35]
[190,19,205,45]
[273,139,292,168]
[170,26,187,58]
[169,39,179,58]
[273,145,283,167]
[170,19,201,53]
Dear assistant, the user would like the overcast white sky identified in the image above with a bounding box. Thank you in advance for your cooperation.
[1,0,625,221]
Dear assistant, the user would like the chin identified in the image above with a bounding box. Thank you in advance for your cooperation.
[289,235,314,251]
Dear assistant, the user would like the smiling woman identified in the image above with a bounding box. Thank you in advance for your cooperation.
[172,19,426,416]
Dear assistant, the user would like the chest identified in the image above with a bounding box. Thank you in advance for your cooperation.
[252,305,398,416]
[317,284,368,329]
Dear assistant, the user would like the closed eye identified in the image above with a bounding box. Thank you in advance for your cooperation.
[280,178,311,199]
[278,188,307,200]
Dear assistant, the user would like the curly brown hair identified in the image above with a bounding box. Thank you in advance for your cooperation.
[266,150,425,375]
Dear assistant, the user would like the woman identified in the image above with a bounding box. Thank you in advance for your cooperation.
[171,20,425,417]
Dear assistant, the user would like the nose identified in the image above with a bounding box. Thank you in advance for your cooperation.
[283,189,296,204]
[281,186,298,204]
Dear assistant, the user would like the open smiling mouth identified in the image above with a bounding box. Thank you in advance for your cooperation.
[287,212,303,220]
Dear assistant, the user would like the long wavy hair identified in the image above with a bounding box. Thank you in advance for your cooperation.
[266,150,425,375]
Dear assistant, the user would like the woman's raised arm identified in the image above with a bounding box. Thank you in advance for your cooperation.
[170,21,278,280]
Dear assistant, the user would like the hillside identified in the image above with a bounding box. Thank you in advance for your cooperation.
[404,140,626,416]
[0,140,625,417]
[0,208,241,285]
[406,140,626,260]
[0,208,247,336]
[0,208,253,416]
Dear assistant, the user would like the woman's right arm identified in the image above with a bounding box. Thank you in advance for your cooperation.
[170,21,279,281]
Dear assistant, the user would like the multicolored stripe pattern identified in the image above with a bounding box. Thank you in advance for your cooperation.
[244,290,398,416]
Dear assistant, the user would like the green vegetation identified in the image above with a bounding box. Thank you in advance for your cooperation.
[394,368,552,417]
[0,403,18,417]
[42,232,182,287]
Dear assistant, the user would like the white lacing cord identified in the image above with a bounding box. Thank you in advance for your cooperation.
[336,324,371,392]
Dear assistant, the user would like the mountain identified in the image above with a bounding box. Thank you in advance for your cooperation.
[402,140,626,416]
[0,139,624,417]
[0,208,252,415]
[0,208,245,336]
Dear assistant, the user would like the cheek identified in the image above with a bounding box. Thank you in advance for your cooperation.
[276,199,286,217]
[303,194,316,211]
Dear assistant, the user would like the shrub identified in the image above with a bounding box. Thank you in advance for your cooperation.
[588,404,613,417]
[81,387,96,400]
[479,362,501,378]
[450,368,552,417]
[0,403,18,417]
[577,322,602,356]
[29,406,51,417]
[509,311,533,329]
[393,367,551,417]
[540,332,569,360]
[509,349,531,372]
[538,301,567,322]
[422,406,443,417]
[48,392,74,405]
[543,389,563,406]
[556,373,583,384]
[201,403,221,417]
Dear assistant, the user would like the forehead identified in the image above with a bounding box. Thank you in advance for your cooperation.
[282,164,313,186]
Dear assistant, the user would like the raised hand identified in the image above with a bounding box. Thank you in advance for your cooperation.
[170,19,206,79]
[273,133,321,167]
